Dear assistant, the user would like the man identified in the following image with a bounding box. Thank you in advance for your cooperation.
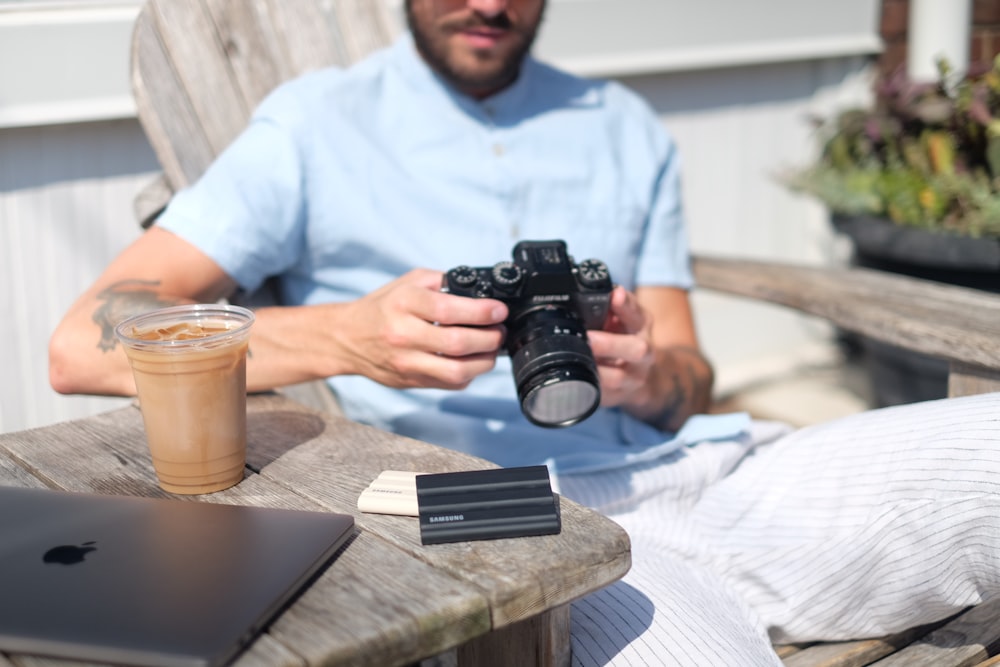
[49,1,1000,665]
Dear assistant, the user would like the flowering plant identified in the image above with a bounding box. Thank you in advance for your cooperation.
[786,57,1000,239]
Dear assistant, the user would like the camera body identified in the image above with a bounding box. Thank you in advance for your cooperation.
[442,239,613,330]
[442,240,613,428]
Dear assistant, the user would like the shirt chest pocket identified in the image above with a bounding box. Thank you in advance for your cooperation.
[519,175,647,289]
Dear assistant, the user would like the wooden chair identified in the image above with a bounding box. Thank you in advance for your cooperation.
[130,1,1000,664]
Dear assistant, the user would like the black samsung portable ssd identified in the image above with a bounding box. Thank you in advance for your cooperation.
[416,465,561,545]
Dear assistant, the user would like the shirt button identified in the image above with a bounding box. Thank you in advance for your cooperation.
[492,144,505,157]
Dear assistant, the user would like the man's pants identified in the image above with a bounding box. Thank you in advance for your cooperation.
[561,392,1000,666]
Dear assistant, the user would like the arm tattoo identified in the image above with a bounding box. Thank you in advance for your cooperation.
[657,346,714,431]
[92,280,177,352]
[660,371,687,423]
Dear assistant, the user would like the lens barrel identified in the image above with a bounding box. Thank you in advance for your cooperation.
[506,306,601,428]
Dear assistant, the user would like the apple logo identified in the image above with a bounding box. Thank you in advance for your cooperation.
[43,541,97,565]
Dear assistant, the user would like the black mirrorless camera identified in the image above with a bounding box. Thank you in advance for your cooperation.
[443,240,613,428]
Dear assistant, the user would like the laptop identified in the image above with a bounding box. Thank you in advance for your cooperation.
[0,485,355,667]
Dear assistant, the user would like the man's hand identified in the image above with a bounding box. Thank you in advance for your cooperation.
[323,269,508,389]
[586,285,714,432]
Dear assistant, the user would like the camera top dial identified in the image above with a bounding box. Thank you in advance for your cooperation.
[490,261,524,292]
[577,259,611,289]
[448,266,478,288]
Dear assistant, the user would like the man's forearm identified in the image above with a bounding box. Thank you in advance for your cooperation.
[51,298,347,397]
[240,303,356,392]
[626,345,715,433]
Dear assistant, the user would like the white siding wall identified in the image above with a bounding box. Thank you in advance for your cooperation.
[0,120,156,432]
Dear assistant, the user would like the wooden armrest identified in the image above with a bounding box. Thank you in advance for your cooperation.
[691,255,1000,394]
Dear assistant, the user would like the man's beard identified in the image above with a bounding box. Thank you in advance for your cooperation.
[406,3,543,96]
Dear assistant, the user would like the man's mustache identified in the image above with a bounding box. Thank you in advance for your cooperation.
[447,12,514,32]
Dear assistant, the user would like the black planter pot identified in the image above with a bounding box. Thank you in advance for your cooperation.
[832,214,1000,407]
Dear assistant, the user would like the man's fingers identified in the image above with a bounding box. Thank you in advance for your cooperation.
[397,270,508,327]
[588,329,648,365]
[433,293,508,327]
[430,323,506,357]
[390,350,499,389]
[608,286,647,334]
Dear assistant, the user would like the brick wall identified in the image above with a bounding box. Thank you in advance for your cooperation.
[879,0,1000,76]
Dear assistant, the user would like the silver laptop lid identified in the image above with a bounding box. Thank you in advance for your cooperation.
[0,486,354,667]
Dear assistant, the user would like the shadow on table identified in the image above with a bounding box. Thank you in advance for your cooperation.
[246,410,327,470]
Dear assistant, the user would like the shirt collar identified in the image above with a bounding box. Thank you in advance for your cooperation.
[390,32,537,125]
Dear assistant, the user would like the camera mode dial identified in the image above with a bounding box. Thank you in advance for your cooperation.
[448,266,478,288]
[577,259,611,289]
[490,261,524,291]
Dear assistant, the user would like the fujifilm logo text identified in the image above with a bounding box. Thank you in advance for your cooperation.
[532,295,570,303]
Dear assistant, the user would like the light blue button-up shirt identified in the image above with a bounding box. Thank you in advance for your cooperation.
[158,35,744,472]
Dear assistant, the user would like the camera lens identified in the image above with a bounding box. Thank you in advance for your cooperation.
[506,306,601,428]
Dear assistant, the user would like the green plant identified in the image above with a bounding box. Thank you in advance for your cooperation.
[786,56,1000,239]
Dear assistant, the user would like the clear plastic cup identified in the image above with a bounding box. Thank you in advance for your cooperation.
[115,304,255,494]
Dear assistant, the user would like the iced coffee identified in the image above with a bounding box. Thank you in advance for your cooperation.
[115,304,255,494]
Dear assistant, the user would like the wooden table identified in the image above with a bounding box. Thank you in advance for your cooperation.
[0,393,631,667]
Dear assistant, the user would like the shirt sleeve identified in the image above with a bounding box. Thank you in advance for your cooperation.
[635,127,694,290]
[155,116,307,294]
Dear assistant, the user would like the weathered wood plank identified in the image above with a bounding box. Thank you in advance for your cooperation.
[692,256,1000,374]
[255,414,632,629]
[326,0,401,63]
[949,363,1000,398]
[267,0,351,77]
[227,633,305,667]
[201,0,290,110]
[868,598,1000,666]
[131,7,213,189]
[457,605,571,667]
[776,644,815,659]
[0,449,48,489]
[0,404,166,497]
[781,616,955,667]
[133,173,172,229]
[146,0,252,156]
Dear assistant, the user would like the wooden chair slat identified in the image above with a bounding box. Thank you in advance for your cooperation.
[131,8,215,189]
[202,0,293,110]
[147,0,252,158]
[780,615,955,667]
[132,0,401,205]
[691,256,1000,379]
[949,363,1000,398]
[867,598,1000,666]
[328,0,401,62]
[270,0,352,74]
